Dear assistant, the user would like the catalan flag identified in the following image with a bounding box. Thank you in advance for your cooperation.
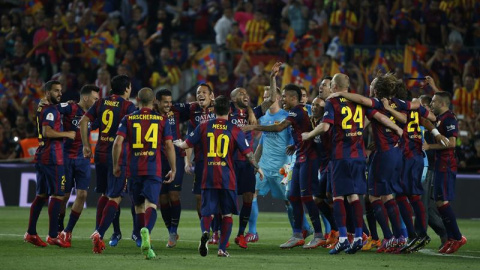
[369,49,389,76]
[282,28,297,56]
[282,65,313,90]
[195,45,217,76]
[25,0,43,15]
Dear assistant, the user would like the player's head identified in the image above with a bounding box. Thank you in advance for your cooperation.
[155,88,172,114]
[419,95,432,111]
[43,80,62,105]
[431,91,452,115]
[263,86,281,103]
[393,79,408,100]
[80,84,100,109]
[311,96,325,119]
[110,74,131,97]
[300,86,308,105]
[214,95,230,116]
[196,83,214,108]
[318,76,332,100]
[372,74,397,99]
[137,87,154,108]
[230,87,249,108]
[282,83,301,110]
[331,73,349,93]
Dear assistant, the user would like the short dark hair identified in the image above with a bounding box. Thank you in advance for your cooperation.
[198,83,213,94]
[434,91,452,106]
[80,84,100,96]
[137,87,154,105]
[214,95,230,116]
[283,83,301,101]
[419,95,432,105]
[323,76,333,81]
[43,80,61,92]
[111,75,130,95]
[156,88,172,101]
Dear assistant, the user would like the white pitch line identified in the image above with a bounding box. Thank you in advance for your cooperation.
[419,249,480,259]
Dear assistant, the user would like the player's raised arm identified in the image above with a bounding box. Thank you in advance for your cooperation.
[260,62,282,113]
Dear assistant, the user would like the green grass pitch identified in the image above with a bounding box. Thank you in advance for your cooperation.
[0,207,478,270]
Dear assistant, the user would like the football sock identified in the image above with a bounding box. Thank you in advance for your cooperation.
[200,216,213,233]
[96,196,109,229]
[219,216,233,251]
[144,207,157,233]
[302,196,322,235]
[286,203,295,231]
[112,207,121,234]
[396,195,416,238]
[400,217,408,240]
[170,200,181,234]
[365,200,379,240]
[333,199,347,238]
[212,213,222,232]
[344,200,355,234]
[64,210,81,233]
[317,200,337,231]
[238,201,252,236]
[371,200,393,239]
[410,195,427,236]
[362,219,370,236]
[248,197,258,234]
[97,200,119,239]
[288,196,303,233]
[130,202,136,235]
[350,200,364,238]
[438,203,462,241]
[27,196,47,235]
[48,198,62,238]
[159,203,171,230]
[385,199,403,238]
[135,213,145,238]
[58,212,65,232]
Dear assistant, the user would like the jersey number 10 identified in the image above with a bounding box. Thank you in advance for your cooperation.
[207,132,230,158]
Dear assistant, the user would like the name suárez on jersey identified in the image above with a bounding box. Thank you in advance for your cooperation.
[128,115,163,120]
[213,124,227,130]
[104,100,120,107]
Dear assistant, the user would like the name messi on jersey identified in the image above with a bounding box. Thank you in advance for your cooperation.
[212,124,227,130]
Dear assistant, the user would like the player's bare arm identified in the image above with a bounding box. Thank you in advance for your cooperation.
[328,92,374,107]
[246,106,258,125]
[79,116,92,157]
[242,119,291,133]
[423,136,456,151]
[420,117,449,146]
[112,135,124,177]
[184,148,194,175]
[173,139,190,149]
[245,152,264,180]
[43,125,76,140]
[254,143,263,163]
[164,139,177,184]
[372,111,404,137]
[381,98,407,124]
[260,62,282,113]
[302,122,331,141]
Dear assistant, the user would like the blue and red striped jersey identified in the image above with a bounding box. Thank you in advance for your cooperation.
[85,95,136,164]
[57,102,89,160]
[185,118,252,190]
[160,106,186,159]
[175,102,216,162]
[311,117,330,170]
[34,104,64,165]
[286,104,317,163]
[322,97,367,160]
[401,106,430,158]
[435,110,458,171]
[229,102,264,161]
[117,108,173,177]
[367,97,404,152]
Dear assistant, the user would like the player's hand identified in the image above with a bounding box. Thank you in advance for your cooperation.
[256,168,264,180]
[184,162,194,175]
[38,98,49,107]
[247,113,258,125]
[301,132,311,141]
[65,131,76,140]
[435,134,449,147]
[285,144,296,155]
[83,146,92,158]
[113,164,121,177]
[326,92,341,100]
[173,139,184,147]
[242,125,255,132]
[381,98,391,110]
[425,76,436,87]
[164,170,176,184]
[422,141,429,151]
[395,127,403,137]
[270,62,282,78]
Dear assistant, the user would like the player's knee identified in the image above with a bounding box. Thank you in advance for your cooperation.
[76,190,87,202]
[169,191,180,202]
[222,214,232,218]
[313,196,322,204]
[243,192,254,202]
[145,200,157,210]
[435,200,448,207]
[381,194,393,202]
[159,194,169,205]
[109,197,122,204]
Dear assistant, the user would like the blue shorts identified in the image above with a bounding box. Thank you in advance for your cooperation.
[368,148,403,196]
[288,158,320,198]
[160,158,185,194]
[330,158,366,197]
[255,168,287,200]
[106,165,127,198]
[201,189,238,216]
[433,162,457,202]
[400,155,424,196]
[129,175,162,205]
[235,161,256,195]
[35,163,66,196]
[94,162,108,194]
[316,167,329,199]
[65,158,91,192]
[192,161,204,195]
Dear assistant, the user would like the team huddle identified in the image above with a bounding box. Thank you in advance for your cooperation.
[23,62,466,259]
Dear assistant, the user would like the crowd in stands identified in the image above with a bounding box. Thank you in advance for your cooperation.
[0,0,479,172]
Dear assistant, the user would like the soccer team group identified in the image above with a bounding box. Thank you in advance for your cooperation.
[24,61,467,259]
